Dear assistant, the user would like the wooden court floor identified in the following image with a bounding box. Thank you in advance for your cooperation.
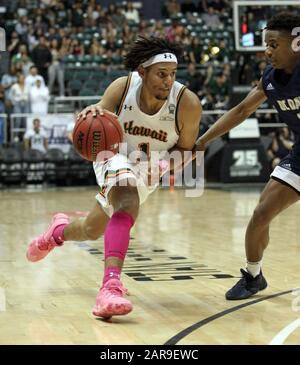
[0,185,300,345]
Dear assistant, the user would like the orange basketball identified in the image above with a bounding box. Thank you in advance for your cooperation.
[72,111,123,162]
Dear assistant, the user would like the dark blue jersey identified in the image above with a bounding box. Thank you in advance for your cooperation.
[262,63,300,137]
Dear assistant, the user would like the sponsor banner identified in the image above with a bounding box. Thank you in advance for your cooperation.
[26,114,75,153]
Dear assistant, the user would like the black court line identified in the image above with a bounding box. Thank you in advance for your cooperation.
[164,289,294,345]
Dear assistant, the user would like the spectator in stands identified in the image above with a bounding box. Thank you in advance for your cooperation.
[71,1,84,30]
[11,44,33,76]
[16,1,27,17]
[222,63,231,78]
[267,128,294,169]
[197,0,206,13]
[215,39,230,63]
[26,25,38,52]
[123,2,140,23]
[165,18,184,43]
[1,64,18,111]
[185,62,205,97]
[102,21,118,41]
[10,73,30,133]
[181,0,197,15]
[15,15,28,42]
[29,79,50,115]
[93,4,107,24]
[203,64,213,86]
[31,36,52,84]
[60,37,72,56]
[202,7,222,28]
[201,92,215,110]
[162,0,181,18]
[25,65,45,89]
[48,39,66,96]
[138,20,150,38]
[152,20,165,38]
[110,5,127,27]
[208,0,227,13]
[122,23,136,46]
[47,27,62,44]
[6,0,18,14]
[7,31,21,57]
[55,2,69,28]
[187,37,203,63]
[86,2,98,27]
[69,38,85,56]
[181,27,192,47]
[90,38,105,56]
[0,86,5,145]
[24,118,48,153]
[207,71,230,109]
[33,14,49,35]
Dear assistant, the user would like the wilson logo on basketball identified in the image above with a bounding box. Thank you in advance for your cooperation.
[92,131,102,160]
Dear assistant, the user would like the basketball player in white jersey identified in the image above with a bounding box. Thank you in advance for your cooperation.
[26,36,202,319]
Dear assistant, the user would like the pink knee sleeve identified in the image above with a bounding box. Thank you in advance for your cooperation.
[104,211,134,261]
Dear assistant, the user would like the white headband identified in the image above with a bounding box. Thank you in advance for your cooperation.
[141,53,178,68]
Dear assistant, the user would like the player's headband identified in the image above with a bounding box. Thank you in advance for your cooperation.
[141,53,178,68]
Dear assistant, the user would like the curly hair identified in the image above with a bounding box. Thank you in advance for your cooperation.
[123,36,183,71]
[266,12,300,34]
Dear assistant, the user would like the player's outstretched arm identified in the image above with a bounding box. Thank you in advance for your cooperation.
[196,79,267,149]
[76,76,128,119]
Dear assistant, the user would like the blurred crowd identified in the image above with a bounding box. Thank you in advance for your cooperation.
[0,1,235,111]
[0,0,286,148]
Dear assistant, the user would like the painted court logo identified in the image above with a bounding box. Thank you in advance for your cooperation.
[0,27,6,51]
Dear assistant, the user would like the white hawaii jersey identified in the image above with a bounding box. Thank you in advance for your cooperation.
[116,71,186,157]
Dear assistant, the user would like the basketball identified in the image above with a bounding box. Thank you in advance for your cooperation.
[72,111,123,162]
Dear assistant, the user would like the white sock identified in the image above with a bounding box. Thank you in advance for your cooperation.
[246,260,262,278]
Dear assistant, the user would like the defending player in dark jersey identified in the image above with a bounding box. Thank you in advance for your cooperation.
[196,12,300,300]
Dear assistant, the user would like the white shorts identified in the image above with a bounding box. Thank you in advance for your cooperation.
[93,153,158,216]
[271,166,300,193]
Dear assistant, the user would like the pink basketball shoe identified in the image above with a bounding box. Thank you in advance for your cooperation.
[92,278,133,318]
[26,213,69,262]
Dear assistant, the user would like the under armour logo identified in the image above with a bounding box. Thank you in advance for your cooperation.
[164,54,173,59]
[124,105,133,111]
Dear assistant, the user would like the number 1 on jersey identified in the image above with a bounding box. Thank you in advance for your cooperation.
[138,142,150,161]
